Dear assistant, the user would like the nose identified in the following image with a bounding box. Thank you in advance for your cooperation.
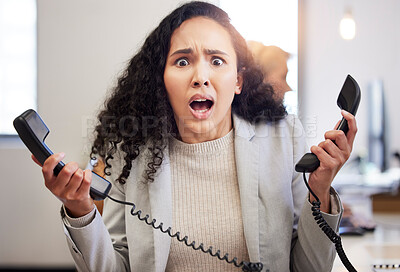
[192,80,209,87]
[191,61,210,88]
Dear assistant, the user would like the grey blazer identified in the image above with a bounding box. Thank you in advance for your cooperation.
[62,114,342,272]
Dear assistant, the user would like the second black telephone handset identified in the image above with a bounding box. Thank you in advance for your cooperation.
[13,109,112,200]
[295,74,361,272]
[295,74,361,172]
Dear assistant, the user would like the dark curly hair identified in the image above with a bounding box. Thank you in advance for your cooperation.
[90,1,287,184]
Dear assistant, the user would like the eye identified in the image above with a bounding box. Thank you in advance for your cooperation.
[211,57,224,66]
[176,58,189,67]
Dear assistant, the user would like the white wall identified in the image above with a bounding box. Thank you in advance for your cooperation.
[299,0,400,166]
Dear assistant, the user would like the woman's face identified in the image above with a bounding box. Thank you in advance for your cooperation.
[164,17,242,144]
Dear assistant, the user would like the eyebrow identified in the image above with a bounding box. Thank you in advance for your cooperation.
[170,48,192,56]
[204,49,228,56]
[169,48,228,57]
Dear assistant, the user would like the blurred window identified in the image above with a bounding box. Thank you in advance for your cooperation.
[220,0,298,114]
[0,0,37,135]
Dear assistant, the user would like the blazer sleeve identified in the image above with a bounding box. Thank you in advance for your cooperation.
[289,115,343,272]
[61,180,130,272]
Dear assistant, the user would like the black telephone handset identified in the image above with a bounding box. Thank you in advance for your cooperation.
[295,74,361,173]
[294,75,361,272]
[13,109,111,200]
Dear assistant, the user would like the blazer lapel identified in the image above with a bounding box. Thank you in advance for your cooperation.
[233,115,261,262]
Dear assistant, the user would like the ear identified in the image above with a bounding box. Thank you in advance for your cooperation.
[235,73,243,95]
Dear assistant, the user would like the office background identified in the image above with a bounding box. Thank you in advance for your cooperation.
[0,0,399,268]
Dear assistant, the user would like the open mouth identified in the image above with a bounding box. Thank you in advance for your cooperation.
[188,95,214,119]
[189,98,214,113]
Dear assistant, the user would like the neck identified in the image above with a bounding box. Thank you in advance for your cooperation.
[177,115,233,144]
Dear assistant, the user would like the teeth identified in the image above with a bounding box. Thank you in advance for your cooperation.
[194,108,209,113]
[193,99,207,102]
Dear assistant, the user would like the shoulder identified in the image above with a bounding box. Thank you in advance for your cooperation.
[233,113,305,140]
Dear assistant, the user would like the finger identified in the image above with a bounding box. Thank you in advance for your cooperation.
[57,161,80,184]
[341,110,357,145]
[51,162,80,193]
[324,130,351,154]
[31,155,42,167]
[42,153,65,181]
[65,168,84,194]
[77,170,92,199]
[310,145,334,169]
[318,139,347,163]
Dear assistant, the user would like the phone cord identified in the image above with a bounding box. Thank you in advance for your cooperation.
[302,171,357,272]
[106,194,264,272]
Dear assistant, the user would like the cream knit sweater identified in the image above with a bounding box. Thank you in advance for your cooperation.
[166,130,249,271]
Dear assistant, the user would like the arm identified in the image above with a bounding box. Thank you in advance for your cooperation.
[289,112,356,271]
[33,154,129,272]
[290,186,343,271]
[61,181,129,272]
[308,110,358,213]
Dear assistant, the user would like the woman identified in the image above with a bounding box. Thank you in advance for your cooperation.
[36,1,357,271]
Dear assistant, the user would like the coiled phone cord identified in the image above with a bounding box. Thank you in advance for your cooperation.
[106,194,264,272]
[302,171,357,272]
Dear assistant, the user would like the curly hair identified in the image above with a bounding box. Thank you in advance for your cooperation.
[90,1,287,184]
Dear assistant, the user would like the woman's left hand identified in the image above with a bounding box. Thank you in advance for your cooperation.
[308,110,358,212]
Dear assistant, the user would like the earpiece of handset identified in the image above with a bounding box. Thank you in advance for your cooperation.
[295,74,360,173]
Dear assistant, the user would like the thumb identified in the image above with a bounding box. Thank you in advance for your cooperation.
[31,154,43,167]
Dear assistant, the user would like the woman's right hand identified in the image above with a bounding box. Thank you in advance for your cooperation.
[32,153,94,218]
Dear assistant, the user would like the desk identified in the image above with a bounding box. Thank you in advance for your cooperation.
[332,213,400,272]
